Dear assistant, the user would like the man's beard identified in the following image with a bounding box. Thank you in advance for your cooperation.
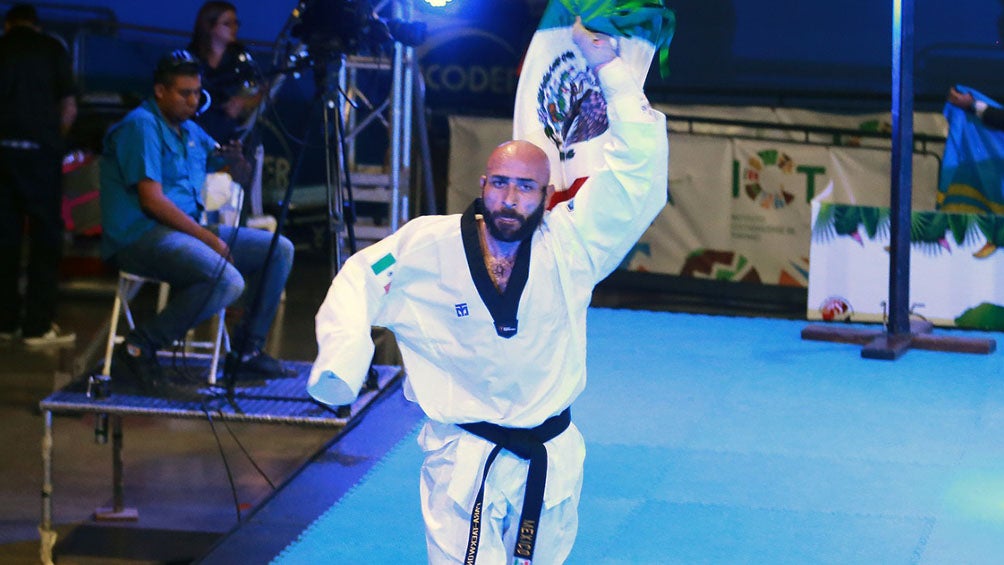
[484,202,545,242]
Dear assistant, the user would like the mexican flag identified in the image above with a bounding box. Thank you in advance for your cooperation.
[513,0,674,206]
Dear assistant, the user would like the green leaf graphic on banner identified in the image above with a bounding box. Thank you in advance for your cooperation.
[955,303,1004,331]
[813,203,999,255]
[860,207,886,239]
[758,149,778,166]
[911,211,948,244]
[833,206,861,237]
[977,215,1004,245]
[812,202,838,241]
[948,213,975,245]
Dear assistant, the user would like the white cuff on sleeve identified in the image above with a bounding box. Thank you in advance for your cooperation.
[597,58,655,123]
[307,370,358,406]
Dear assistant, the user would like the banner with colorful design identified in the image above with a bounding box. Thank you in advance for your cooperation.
[807,202,1004,330]
[638,139,941,286]
[512,0,675,201]
[939,86,1004,215]
[447,114,943,287]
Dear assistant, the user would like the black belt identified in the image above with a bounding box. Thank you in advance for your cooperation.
[458,407,571,565]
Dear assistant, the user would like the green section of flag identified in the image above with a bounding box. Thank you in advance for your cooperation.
[537,0,676,76]
[371,253,396,275]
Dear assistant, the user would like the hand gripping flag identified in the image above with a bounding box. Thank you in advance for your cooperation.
[939,85,1004,215]
[512,0,674,208]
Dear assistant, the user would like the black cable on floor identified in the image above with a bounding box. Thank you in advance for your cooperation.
[204,408,243,524]
[219,416,277,490]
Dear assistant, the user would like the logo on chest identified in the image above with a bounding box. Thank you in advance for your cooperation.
[455,303,470,317]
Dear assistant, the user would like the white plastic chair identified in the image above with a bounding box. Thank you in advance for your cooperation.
[102,177,243,385]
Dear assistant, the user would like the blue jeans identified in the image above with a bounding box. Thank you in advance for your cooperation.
[114,224,294,354]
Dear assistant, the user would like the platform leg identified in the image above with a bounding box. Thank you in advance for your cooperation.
[40,410,56,565]
[94,414,138,521]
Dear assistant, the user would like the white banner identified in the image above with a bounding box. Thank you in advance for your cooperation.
[807,202,1004,330]
[639,135,733,275]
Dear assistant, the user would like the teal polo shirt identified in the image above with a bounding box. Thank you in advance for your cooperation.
[99,98,221,259]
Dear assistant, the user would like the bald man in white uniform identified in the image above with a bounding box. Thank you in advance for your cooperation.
[309,20,669,565]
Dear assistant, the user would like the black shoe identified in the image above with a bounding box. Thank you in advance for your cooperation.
[112,346,201,401]
[223,349,294,382]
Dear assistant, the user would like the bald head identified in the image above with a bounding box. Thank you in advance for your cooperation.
[479,140,553,243]
[484,140,551,188]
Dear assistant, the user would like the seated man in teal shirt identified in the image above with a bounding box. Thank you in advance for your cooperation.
[100,50,294,394]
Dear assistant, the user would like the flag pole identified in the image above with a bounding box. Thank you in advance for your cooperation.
[801,0,995,358]
[859,0,915,358]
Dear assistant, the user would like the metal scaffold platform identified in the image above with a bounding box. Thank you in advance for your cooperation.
[37,360,402,564]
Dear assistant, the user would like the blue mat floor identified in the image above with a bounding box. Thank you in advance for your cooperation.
[268,309,1004,564]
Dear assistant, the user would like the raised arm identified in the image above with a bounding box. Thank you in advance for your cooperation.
[550,19,669,281]
[948,86,1004,131]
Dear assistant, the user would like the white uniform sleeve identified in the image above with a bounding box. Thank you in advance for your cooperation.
[596,58,659,124]
[552,57,669,282]
[308,238,398,406]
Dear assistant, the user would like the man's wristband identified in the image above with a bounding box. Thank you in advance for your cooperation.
[973,99,988,119]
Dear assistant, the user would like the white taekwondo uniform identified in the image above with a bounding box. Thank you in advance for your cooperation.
[309,58,668,564]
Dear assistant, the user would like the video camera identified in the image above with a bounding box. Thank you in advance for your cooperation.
[291,0,427,58]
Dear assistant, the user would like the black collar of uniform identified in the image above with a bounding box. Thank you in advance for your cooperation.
[461,199,532,338]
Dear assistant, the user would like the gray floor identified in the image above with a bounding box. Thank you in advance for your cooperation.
[0,251,343,564]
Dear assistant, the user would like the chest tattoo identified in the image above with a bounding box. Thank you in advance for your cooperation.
[486,254,515,292]
[476,215,520,294]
